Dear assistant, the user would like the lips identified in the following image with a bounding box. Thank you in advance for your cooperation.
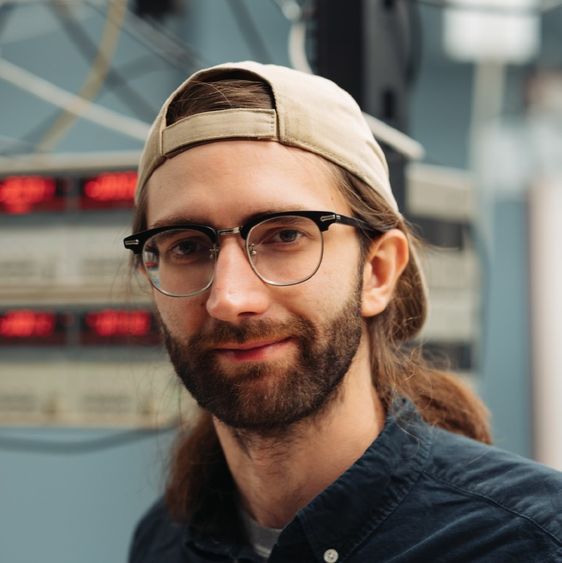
[215,338,289,351]
[212,337,292,361]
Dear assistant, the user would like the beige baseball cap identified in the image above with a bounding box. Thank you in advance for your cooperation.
[135,61,427,337]
[136,61,397,212]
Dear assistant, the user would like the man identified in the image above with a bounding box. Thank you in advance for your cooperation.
[126,62,562,562]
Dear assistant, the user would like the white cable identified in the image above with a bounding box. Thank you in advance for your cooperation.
[273,0,312,73]
[288,19,313,75]
[362,112,425,160]
[0,58,150,142]
[3,0,424,158]
[36,0,128,151]
[272,0,302,20]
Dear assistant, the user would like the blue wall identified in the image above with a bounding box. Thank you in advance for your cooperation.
[480,198,532,457]
[0,426,175,563]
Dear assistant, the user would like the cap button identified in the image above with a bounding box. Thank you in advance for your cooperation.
[323,548,339,563]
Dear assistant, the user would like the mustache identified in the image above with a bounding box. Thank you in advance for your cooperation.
[186,317,314,350]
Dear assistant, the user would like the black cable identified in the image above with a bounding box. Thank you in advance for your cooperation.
[0,423,178,455]
[51,2,158,122]
[114,54,170,80]
[1,0,206,153]
[2,113,58,155]
[134,13,211,67]
[85,0,208,71]
[0,134,39,154]
[227,0,275,64]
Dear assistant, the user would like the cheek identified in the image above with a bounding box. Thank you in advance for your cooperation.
[153,292,206,338]
[315,243,363,294]
[291,257,361,317]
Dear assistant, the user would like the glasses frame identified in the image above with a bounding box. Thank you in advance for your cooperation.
[123,210,380,297]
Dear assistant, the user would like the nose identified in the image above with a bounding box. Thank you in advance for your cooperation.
[205,237,271,323]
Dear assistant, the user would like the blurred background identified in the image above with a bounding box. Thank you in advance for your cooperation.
[1,1,561,561]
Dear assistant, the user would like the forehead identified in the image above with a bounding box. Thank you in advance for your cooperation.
[145,140,351,227]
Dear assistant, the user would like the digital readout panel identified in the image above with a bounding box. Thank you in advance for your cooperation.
[0,170,137,214]
[80,309,160,346]
[0,175,67,214]
[79,171,137,210]
[0,310,68,345]
[0,308,160,347]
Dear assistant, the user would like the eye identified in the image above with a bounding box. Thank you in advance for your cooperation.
[148,230,213,265]
[167,236,212,263]
[256,226,307,248]
[271,229,301,244]
[250,216,318,249]
[171,238,203,256]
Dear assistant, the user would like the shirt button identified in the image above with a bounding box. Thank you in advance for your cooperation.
[323,548,339,562]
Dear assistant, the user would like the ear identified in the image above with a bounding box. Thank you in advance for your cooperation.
[361,229,409,318]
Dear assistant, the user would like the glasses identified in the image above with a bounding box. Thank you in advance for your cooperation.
[123,210,379,298]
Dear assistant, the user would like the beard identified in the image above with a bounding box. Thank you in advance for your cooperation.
[160,282,363,434]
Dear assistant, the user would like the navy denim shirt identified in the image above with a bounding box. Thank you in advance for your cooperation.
[129,400,562,562]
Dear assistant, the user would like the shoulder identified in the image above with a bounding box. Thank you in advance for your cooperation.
[424,426,562,547]
[128,498,185,563]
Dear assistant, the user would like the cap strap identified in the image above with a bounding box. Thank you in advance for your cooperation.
[162,108,278,156]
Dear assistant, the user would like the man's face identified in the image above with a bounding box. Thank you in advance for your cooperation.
[145,140,368,432]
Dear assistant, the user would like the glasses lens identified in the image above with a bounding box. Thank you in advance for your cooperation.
[248,215,323,285]
[142,229,214,296]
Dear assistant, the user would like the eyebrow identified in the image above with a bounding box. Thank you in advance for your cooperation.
[148,206,311,230]
[150,216,199,229]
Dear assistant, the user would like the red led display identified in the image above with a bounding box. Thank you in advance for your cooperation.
[80,171,137,209]
[0,310,66,345]
[81,309,160,345]
[0,175,64,214]
[0,309,160,347]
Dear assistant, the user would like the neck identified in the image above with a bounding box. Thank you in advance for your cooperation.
[213,335,385,529]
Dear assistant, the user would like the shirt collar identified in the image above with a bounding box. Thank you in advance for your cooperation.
[279,398,433,560]
[182,398,433,561]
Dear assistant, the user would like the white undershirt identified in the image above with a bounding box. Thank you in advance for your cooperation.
[240,509,283,559]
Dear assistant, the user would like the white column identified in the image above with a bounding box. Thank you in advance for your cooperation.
[529,177,562,470]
